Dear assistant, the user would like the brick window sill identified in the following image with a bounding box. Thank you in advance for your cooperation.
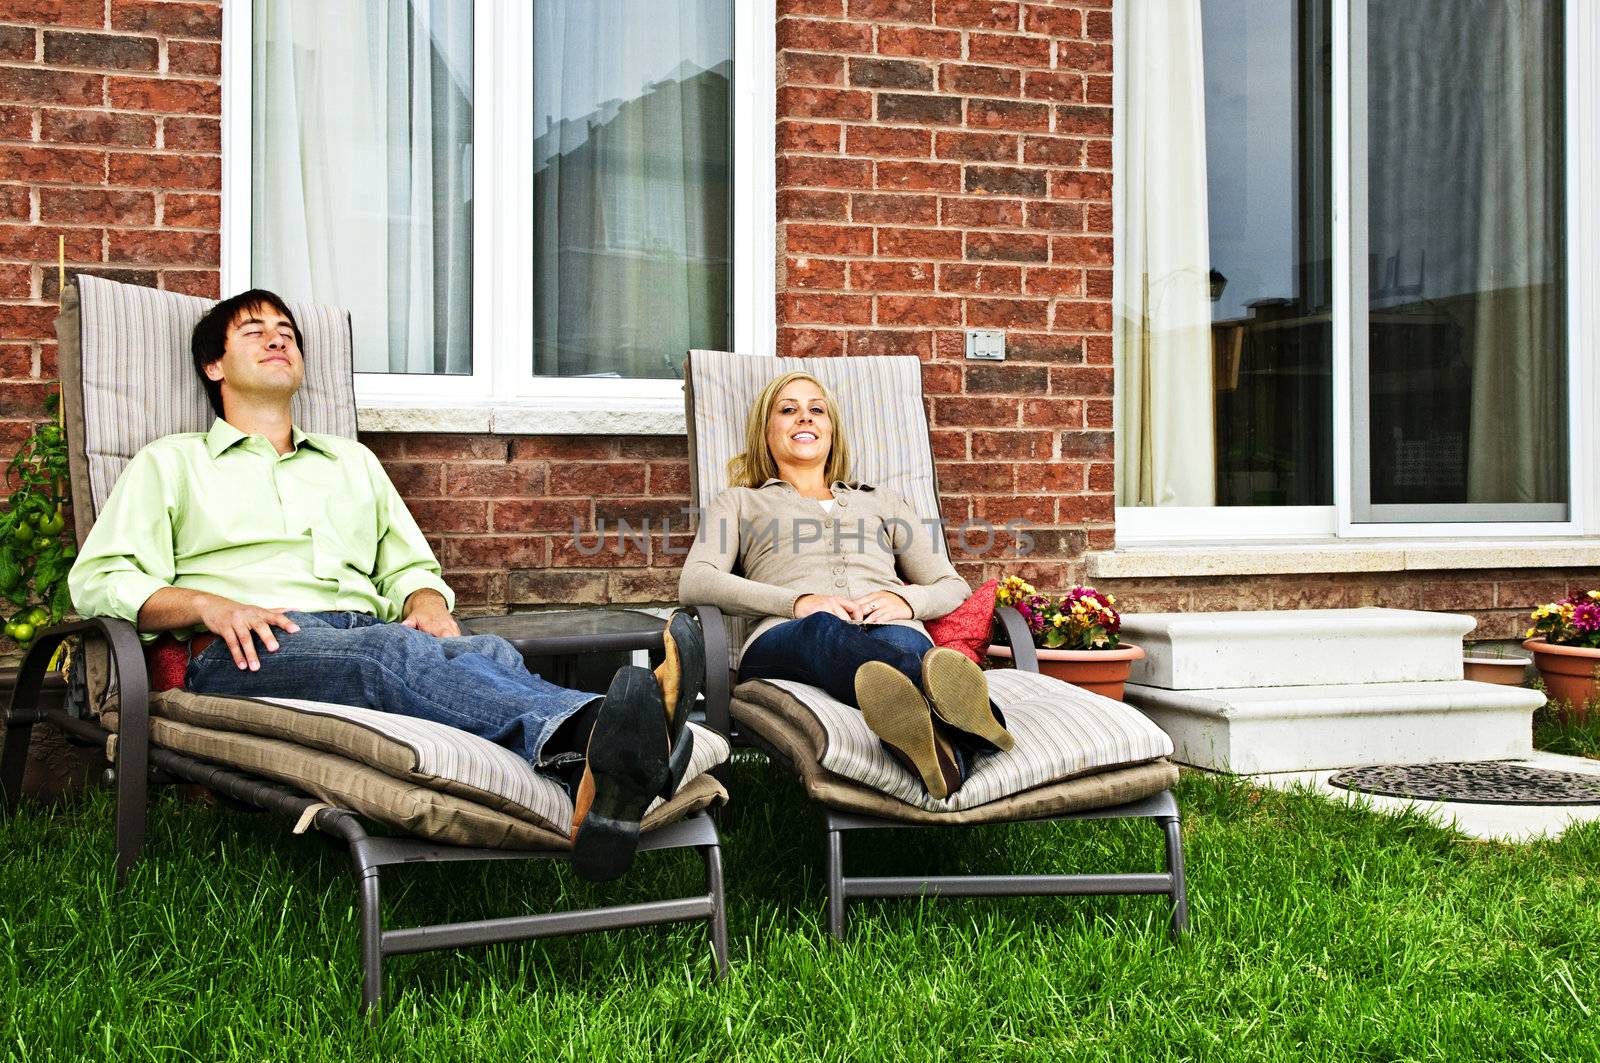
[1085,538,1600,579]
[356,401,687,436]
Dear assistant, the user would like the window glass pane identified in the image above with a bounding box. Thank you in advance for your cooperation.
[1204,0,1332,506]
[252,0,473,376]
[532,0,732,380]
[1364,0,1566,510]
[1115,0,1331,507]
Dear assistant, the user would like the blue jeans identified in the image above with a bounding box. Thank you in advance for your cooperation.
[184,611,599,765]
[739,612,933,709]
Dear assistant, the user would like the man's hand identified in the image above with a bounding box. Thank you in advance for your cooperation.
[795,594,867,623]
[192,594,300,672]
[851,591,912,624]
[139,586,300,672]
[402,589,460,638]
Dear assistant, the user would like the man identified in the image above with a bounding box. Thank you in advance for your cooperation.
[68,289,703,882]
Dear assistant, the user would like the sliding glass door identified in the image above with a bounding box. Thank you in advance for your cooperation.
[1115,0,1573,534]
[1351,0,1568,522]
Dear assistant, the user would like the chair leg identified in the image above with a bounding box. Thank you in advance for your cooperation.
[359,868,384,1020]
[1162,814,1190,936]
[825,826,847,941]
[0,711,33,814]
[114,704,150,881]
[703,841,730,977]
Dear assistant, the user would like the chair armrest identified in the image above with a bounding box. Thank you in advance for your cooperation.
[691,604,732,740]
[5,616,148,724]
[994,607,1039,673]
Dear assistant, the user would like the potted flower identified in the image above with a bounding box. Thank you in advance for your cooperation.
[1460,648,1530,687]
[986,577,1145,701]
[1524,590,1600,720]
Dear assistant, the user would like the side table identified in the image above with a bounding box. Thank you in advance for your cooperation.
[460,608,667,692]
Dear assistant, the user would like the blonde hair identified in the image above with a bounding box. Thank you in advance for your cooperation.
[727,371,853,488]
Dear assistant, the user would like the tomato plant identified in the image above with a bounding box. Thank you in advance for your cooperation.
[0,392,73,651]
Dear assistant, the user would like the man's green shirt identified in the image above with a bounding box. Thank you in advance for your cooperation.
[69,419,455,637]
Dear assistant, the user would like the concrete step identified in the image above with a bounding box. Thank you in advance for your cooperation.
[1121,608,1474,690]
[1125,679,1545,774]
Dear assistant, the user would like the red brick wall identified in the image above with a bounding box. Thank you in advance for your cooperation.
[773,0,1115,592]
[359,432,692,614]
[0,0,221,460]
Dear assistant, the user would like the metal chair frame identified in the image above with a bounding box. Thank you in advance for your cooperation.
[692,604,1190,940]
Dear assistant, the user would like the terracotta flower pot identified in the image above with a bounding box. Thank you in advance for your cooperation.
[986,643,1146,701]
[1524,638,1600,720]
[1461,656,1530,687]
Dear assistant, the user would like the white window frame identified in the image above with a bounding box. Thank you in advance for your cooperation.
[221,0,775,427]
[1113,0,1599,543]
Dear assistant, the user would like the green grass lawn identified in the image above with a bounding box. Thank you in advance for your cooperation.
[4,712,1600,1062]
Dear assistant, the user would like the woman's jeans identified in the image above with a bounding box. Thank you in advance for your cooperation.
[184,610,598,765]
[739,612,933,707]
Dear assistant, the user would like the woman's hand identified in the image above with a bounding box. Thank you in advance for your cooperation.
[795,594,866,622]
[852,591,912,624]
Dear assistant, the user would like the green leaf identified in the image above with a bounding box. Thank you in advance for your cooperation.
[50,580,70,622]
[31,558,59,589]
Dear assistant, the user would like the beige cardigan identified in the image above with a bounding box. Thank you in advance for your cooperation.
[678,479,971,649]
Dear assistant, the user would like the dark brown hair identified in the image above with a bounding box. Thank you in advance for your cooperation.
[190,289,302,417]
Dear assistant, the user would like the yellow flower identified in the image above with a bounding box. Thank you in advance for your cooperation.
[1052,615,1065,627]
[1526,627,1537,637]
[1589,589,1600,600]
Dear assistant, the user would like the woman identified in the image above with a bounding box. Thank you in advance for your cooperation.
[679,371,1011,798]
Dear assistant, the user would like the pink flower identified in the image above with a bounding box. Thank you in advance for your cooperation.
[1573,601,1600,633]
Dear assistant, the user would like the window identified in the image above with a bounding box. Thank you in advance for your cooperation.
[223,0,774,412]
[1113,0,1587,540]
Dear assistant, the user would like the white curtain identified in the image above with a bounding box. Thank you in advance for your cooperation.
[252,0,473,375]
[1113,0,1217,507]
[1366,0,1564,505]
[532,0,731,379]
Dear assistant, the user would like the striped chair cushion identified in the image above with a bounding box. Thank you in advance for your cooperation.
[151,689,730,836]
[736,669,1173,813]
[147,716,727,851]
[67,274,356,525]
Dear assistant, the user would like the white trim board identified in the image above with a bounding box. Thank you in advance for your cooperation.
[1087,538,1600,580]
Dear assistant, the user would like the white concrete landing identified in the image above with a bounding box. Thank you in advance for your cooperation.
[1122,608,1473,689]
[1247,752,1600,842]
[1128,680,1545,774]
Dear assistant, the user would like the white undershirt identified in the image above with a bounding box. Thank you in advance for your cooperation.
[816,498,836,513]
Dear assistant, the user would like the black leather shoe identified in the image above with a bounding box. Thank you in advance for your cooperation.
[570,666,671,882]
[657,611,704,751]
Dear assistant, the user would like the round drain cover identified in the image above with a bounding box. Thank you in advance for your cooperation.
[1328,761,1600,806]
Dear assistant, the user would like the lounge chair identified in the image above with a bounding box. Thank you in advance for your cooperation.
[1,276,732,1012]
[682,348,1188,938]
